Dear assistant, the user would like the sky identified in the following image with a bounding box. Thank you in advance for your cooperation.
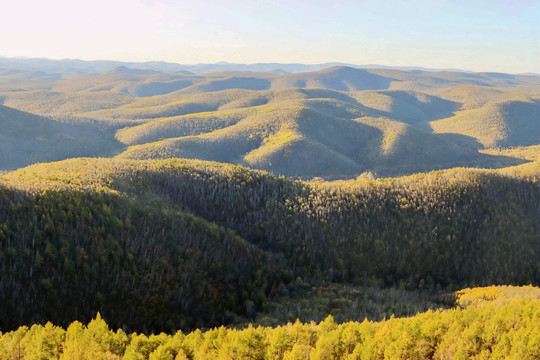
[1,0,539,73]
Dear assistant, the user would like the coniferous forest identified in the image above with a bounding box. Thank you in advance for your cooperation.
[2,286,540,359]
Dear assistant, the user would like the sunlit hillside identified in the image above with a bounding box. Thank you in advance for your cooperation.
[430,97,540,148]
[115,103,481,178]
[3,286,540,359]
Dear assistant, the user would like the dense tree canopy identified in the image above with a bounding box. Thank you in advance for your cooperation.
[2,286,540,360]
[0,158,538,333]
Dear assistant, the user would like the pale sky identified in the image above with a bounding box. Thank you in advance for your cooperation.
[1,0,539,73]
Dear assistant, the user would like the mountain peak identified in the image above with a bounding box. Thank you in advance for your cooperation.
[107,66,161,75]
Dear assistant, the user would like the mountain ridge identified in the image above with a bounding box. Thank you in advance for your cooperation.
[0,56,483,75]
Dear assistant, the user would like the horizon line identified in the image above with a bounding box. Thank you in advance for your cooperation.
[1,55,539,76]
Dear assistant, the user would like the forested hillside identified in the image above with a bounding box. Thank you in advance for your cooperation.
[1,158,538,333]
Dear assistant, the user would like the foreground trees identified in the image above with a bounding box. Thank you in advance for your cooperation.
[2,286,540,360]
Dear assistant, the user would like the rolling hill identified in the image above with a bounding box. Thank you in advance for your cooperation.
[1,58,540,344]
[0,64,539,178]
[111,87,528,178]
[430,96,540,148]
[115,100,482,178]
[3,63,539,97]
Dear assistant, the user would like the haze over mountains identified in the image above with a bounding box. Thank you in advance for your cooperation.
[0,57,539,178]
[0,56,481,76]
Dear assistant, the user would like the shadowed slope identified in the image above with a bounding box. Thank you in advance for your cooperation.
[351,90,460,124]
[0,160,284,331]
[0,105,122,169]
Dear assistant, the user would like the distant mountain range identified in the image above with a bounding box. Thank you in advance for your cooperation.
[0,56,491,76]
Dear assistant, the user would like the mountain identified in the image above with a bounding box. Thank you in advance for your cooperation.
[0,56,478,76]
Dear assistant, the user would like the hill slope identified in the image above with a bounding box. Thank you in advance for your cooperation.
[430,97,540,148]
[115,97,488,178]
[0,105,122,169]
